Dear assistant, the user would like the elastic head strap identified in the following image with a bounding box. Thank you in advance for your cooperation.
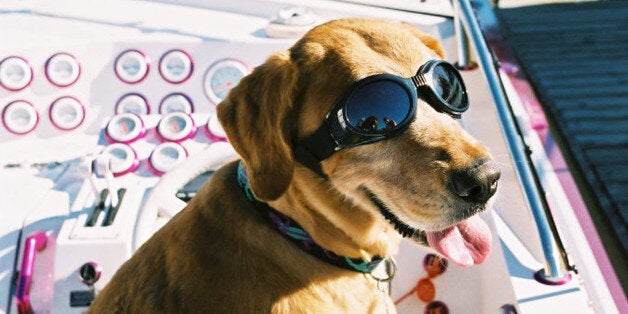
[293,125,334,180]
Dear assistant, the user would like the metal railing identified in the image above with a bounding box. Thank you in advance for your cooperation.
[453,0,569,283]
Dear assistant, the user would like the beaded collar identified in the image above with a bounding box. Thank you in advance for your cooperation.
[236,161,383,273]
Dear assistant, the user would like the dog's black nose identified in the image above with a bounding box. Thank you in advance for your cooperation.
[450,159,501,203]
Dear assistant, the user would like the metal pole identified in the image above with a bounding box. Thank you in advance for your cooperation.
[455,0,569,283]
[453,0,474,70]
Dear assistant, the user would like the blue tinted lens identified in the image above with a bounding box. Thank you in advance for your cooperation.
[345,80,413,134]
[430,63,467,110]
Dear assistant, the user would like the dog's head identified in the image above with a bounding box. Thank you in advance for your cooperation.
[218,19,500,266]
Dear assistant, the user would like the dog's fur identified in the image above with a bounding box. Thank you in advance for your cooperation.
[88,19,496,313]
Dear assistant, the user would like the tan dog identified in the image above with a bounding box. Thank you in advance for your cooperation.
[89,18,499,313]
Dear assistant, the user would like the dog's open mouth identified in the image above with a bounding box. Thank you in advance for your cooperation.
[362,187,492,266]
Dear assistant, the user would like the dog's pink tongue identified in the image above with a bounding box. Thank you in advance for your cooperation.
[426,215,492,266]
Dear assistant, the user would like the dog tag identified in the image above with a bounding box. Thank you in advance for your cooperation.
[370,257,397,291]
[370,257,396,314]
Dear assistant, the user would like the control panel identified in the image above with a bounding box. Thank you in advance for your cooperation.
[0,44,278,165]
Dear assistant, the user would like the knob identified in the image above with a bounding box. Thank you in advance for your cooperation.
[79,262,102,285]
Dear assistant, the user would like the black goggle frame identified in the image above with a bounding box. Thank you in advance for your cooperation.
[294,60,469,177]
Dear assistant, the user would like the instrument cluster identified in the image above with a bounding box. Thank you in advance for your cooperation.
[0,44,265,313]
[0,48,253,174]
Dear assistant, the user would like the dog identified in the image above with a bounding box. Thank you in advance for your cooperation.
[88,18,500,313]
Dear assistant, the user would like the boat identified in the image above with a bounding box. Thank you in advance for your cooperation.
[0,0,625,313]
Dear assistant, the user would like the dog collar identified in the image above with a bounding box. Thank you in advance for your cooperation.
[236,161,384,273]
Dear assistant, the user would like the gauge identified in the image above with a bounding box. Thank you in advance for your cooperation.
[114,49,149,84]
[159,49,193,84]
[49,96,85,130]
[45,53,81,87]
[105,113,145,143]
[156,112,196,142]
[115,93,149,115]
[159,93,193,114]
[203,59,249,104]
[205,113,227,142]
[2,100,39,135]
[0,56,33,91]
[149,142,188,175]
[101,143,139,176]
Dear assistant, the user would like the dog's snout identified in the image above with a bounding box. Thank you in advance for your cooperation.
[450,159,501,203]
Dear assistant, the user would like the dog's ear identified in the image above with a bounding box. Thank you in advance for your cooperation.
[399,22,446,59]
[413,32,445,59]
[217,51,298,201]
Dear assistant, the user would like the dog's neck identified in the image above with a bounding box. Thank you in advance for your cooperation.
[237,161,387,273]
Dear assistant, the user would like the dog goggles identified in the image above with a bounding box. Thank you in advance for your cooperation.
[295,60,468,174]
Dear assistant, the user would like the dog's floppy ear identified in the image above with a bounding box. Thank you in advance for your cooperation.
[217,51,298,201]
[399,22,446,59]
[413,32,445,59]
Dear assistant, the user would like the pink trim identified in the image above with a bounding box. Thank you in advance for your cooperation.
[15,232,48,314]
[486,31,628,310]
[0,56,33,92]
[158,49,194,84]
[115,93,150,115]
[203,125,228,142]
[534,270,573,286]
[48,96,86,131]
[146,144,189,176]
[156,124,197,143]
[156,113,197,143]
[44,52,81,87]
[104,113,146,144]
[113,157,139,176]
[1,100,39,135]
[102,144,140,177]
[203,58,250,105]
[159,92,194,114]
[146,158,165,177]
[454,61,478,71]
[114,49,150,84]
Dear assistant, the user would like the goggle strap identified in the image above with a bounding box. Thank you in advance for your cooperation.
[293,125,336,179]
[294,145,329,180]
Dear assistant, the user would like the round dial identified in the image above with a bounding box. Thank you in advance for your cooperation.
[114,49,149,84]
[45,53,81,87]
[101,143,139,176]
[205,113,227,141]
[149,142,188,175]
[159,49,193,84]
[49,96,85,130]
[203,59,249,104]
[105,113,145,143]
[157,112,196,142]
[159,93,193,114]
[0,56,33,91]
[115,93,149,115]
[2,100,39,135]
